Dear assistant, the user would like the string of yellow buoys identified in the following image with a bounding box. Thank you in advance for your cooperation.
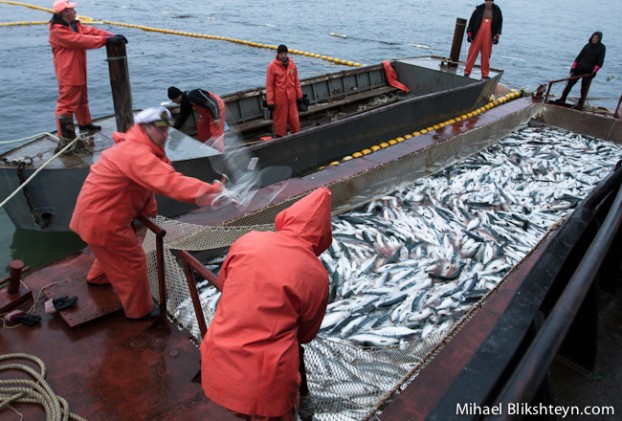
[319,90,523,170]
[0,0,362,67]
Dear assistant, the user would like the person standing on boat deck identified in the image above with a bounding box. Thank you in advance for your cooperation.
[464,0,503,79]
[266,44,303,137]
[70,107,227,320]
[200,187,332,420]
[49,0,128,134]
[554,32,606,110]
[167,87,226,151]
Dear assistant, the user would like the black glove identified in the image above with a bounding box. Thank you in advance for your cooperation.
[296,96,309,112]
[107,34,128,46]
[590,71,597,78]
[467,36,472,43]
[493,35,499,45]
[266,103,275,111]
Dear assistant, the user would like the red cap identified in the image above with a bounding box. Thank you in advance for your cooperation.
[53,1,78,13]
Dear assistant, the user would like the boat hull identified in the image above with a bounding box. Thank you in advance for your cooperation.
[0,57,501,231]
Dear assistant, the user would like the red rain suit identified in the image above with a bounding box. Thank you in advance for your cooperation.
[266,57,303,137]
[192,91,226,149]
[464,3,503,78]
[70,124,223,318]
[200,187,333,418]
[49,15,112,128]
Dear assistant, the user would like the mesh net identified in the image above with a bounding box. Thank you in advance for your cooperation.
[142,122,622,420]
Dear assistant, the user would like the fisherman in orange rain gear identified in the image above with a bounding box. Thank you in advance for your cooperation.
[70,107,226,320]
[464,0,503,79]
[49,1,128,134]
[167,86,226,151]
[266,44,303,137]
[200,187,333,420]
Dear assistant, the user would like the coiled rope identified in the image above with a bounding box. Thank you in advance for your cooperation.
[0,353,87,421]
[0,0,362,67]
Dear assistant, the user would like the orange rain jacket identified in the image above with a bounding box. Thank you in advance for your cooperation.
[49,17,112,86]
[200,187,333,417]
[266,57,303,136]
[70,124,223,317]
[266,57,303,106]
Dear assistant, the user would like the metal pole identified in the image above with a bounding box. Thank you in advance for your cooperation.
[179,250,210,338]
[449,18,467,68]
[106,43,134,132]
[137,216,167,315]
[615,93,622,118]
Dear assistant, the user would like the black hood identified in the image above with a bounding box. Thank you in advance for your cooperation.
[590,31,603,43]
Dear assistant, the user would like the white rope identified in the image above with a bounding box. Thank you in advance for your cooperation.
[0,353,87,421]
[0,135,79,209]
[0,132,57,145]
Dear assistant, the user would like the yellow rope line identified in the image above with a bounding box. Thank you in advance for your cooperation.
[0,0,52,13]
[319,90,523,169]
[0,20,47,26]
[0,0,362,67]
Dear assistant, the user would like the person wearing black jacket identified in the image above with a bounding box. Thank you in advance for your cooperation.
[167,86,226,150]
[555,32,606,110]
[464,0,503,79]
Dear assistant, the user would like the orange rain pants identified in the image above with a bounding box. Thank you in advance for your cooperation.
[56,85,92,128]
[465,18,493,78]
[86,236,153,318]
[195,93,226,147]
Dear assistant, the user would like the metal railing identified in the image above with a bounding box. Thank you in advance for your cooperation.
[544,73,592,106]
[136,216,167,324]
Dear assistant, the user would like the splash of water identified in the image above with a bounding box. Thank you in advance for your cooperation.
[210,135,291,211]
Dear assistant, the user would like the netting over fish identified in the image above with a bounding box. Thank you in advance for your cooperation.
[142,123,622,420]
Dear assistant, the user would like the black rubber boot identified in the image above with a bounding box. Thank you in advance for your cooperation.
[79,123,102,132]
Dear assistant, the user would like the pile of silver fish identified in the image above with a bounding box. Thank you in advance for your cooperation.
[176,124,622,420]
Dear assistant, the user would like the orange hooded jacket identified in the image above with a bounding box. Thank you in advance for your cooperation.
[49,17,112,86]
[266,57,303,106]
[200,187,332,417]
[70,124,222,246]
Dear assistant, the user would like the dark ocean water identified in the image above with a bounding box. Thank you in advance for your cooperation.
[1,0,621,276]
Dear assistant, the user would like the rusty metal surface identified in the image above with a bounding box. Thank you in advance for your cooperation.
[41,278,123,327]
[0,251,239,421]
[0,283,33,313]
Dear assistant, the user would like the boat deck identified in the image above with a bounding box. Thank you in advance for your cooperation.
[0,120,220,171]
